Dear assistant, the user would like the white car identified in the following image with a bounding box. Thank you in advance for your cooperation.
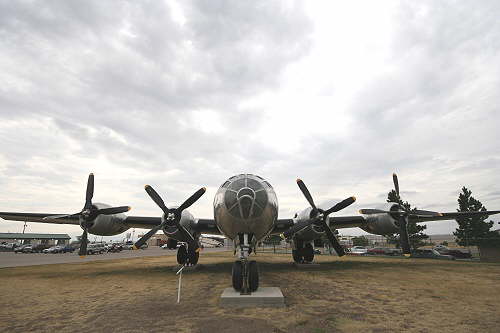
[350,246,368,255]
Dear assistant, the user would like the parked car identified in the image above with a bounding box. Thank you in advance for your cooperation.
[438,249,472,259]
[19,244,51,253]
[14,244,32,253]
[43,245,65,254]
[0,242,18,251]
[86,243,105,255]
[106,243,123,253]
[433,245,449,251]
[122,241,134,250]
[367,247,402,256]
[60,245,76,253]
[410,249,454,260]
[350,246,368,255]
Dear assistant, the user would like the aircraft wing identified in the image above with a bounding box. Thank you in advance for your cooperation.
[123,216,222,234]
[272,216,368,234]
[409,210,500,223]
[0,212,80,225]
[271,219,295,233]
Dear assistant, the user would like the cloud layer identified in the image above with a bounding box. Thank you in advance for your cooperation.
[1,1,499,239]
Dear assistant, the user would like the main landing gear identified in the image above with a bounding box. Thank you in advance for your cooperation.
[177,244,199,266]
[232,233,259,294]
[292,240,315,264]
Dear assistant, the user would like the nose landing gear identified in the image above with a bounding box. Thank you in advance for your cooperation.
[232,233,259,294]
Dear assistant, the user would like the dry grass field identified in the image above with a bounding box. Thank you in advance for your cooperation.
[1,251,499,333]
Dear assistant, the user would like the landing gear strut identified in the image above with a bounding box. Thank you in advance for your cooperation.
[177,244,199,266]
[232,233,259,294]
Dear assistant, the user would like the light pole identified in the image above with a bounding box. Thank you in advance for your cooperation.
[22,221,28,234]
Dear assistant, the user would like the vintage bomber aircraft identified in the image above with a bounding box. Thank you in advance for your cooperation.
[1,173,500,293]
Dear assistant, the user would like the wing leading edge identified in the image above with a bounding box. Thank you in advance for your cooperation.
[0,212,80,225]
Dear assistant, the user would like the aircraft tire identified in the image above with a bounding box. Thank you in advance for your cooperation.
[248,260,259,292]
[232,261,243,291]
[303,243,314,262]
[188,250,199,265]
[177,245,188,265]
[292,249,302,263]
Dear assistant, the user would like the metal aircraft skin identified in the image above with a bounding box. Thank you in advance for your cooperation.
[1,173,500,293]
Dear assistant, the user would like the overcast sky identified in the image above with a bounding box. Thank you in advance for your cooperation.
[1,0,499,241]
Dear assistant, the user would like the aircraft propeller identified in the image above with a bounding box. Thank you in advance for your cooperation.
[44,173,131,257]
[358,173,442,255]
[281,179,356,256]
[133,185,206,252]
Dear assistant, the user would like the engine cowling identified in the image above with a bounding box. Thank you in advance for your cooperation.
[85,203,130,236]
[360,203,400,235]
[288,207,326,241]
[161,209,198,242]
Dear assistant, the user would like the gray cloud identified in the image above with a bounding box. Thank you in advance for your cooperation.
[1,1,499,239]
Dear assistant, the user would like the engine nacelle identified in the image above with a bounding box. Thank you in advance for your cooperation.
[290,207,326,241]
[161,209,198,242]
[359,203,400,235]
[86,203,130,236]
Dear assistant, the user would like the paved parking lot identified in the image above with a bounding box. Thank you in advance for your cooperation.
[0,247,228,268]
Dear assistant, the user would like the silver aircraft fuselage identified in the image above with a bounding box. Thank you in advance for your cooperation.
[213,174,278,241]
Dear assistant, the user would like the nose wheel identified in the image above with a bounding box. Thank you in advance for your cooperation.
[232,233,259,293]
[232,260,259,293]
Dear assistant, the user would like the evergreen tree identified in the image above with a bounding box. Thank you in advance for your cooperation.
[384,189,429,249]
[352,236,369,247]
[453,187,500,247]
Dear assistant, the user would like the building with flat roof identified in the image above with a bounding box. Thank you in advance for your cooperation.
[0,233,71,245]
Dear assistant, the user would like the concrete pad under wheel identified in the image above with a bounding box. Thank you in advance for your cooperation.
[219,287,285,308]
[293,262,321,269]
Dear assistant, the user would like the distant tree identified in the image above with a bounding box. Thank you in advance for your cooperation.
[352,236,369,247]
[263,234,282,253]
[441,241,449,246]
[453,187,500,247]
[263,234,281,245]
[384,190,429,250]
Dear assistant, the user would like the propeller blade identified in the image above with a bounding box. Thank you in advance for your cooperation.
[78,228,88,257]
[145,185,169,215]
[97,206,131,215]
[324,196,356,215]
[412,209,442,217]
[296,179,317,210]
[393,173,400,198]
[318,218,345,256]
[398,216,411,255]
[85,173,94,209]
[281,219,316,239]
[177,187,207,212]
[133,224,163,250]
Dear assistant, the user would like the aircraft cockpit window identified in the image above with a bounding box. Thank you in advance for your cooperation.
[229,204,241,218]
[221,181,230,188]
[224,190,237,208]
[252,204,263,217]
[230,178,246,191]
[247,178,263,191]
[255,190,268,208]
[263,181,273,188]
